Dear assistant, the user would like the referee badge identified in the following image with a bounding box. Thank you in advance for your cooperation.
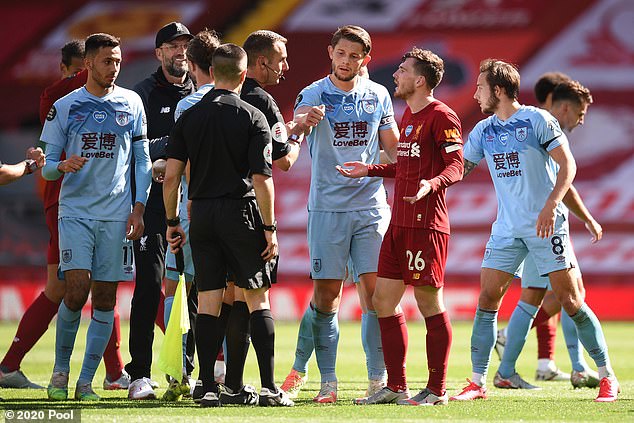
[312,259,321,273]
[271,121,288,144]
[263,144,272,164]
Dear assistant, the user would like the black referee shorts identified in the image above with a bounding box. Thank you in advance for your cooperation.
[189,197,277,291]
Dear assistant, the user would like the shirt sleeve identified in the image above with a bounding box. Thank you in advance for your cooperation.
[378,87,397,131]
[463,122,485,165]
[40,100,68,149]
[248,109,273,177]
[294,84,321,111]
[167,114,189,163]
[428,110,464,192]
[367,163,396,178]
[534,111,567,152]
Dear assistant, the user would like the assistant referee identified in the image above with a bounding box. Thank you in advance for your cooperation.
[163,43,292,407]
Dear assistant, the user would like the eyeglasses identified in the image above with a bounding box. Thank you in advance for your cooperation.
[160,43,188,51]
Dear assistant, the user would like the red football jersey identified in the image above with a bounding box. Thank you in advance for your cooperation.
[370,100,463,232]
[39,70,87,210]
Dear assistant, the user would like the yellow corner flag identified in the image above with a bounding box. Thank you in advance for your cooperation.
[157,273,190,381]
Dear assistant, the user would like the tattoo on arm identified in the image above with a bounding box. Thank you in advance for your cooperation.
[463,160,477,178]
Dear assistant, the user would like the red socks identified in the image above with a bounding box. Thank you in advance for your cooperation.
[425,312,452,396]
[537,314,558,360]
[155,290,166,333]
[1,292,58,372]
[102,305,123,380]
[378,313,408,392]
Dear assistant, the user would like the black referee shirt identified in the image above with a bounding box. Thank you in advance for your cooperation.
[167,89,272,199]
[241,77,291,161]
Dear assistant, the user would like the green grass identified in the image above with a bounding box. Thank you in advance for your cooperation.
[0,320,632,422]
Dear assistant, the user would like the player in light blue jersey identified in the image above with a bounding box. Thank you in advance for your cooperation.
[450,59,618,403]
[40,33,152,401]
[288,25,399,403]
[494,79,603,390]
[159,29,220,401]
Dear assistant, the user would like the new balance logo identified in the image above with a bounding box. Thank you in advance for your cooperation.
[160,107,171,114]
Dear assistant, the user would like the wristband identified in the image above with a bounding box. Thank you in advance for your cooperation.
[166,216,180,227]
[262,221,277,232]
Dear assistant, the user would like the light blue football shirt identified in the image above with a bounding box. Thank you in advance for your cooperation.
[41,86,148,221]
[173,83,214,218]
[463,105,569,238]
[295,76,396,212]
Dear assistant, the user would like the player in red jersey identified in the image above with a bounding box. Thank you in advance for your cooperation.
[337,48,463,405]
[0,41,127,391]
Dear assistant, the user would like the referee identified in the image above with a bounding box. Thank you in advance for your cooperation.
[164,43,293,407]
[219,29,308,401]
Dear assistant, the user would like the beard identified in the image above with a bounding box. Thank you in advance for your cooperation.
[481,91,500,115]
[165,56,188,78]
[394,82,414,100]
[331,63,357,82]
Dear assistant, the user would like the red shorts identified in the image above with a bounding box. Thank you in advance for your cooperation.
[377,225,448,287]
[45,205,59,265]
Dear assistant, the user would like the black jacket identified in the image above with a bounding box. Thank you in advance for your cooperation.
[133,67,194,213]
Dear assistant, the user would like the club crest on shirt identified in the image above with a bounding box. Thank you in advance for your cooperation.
[342,103,355,115]
[312,258,321,273]
[515,126,528,142]
[498,132,509,146]
[93,111,107,123]
[115,111,130,126]
[271,121,287,144]
[405,124,413,137]
[46,106,57,121]
[361,99,376,114]
[62,249,72,263]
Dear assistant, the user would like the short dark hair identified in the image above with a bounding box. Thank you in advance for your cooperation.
[85,33,120,57]
[331,25,371,56]
[479,59,520,100]
[552,79,593,107]
[212,43,247,82]
[243,30,287,67]
[534,72,570,105]
[186,29,221,76]
[403,47,444,90]
[61,40,85,66]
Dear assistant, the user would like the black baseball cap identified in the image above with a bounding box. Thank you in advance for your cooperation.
[155,22,193,48]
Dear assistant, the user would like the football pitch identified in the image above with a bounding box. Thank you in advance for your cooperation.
[0,320,632,422]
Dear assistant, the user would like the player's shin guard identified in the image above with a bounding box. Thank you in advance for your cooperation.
[102,305,124,380]
[378,313,408,392]
[78,309,114,385]
[498,301,538,378]
[536,315,558,360]
[425,312,452,395]
[250,309,276,391]
[362,310,386,381]
[195,314,221,391]
[292,304,315,374]
[570,303,612,376]
[312,307,339,383]
[1,292,59,372]
[560,310,587,372]
[224,301,251,391]
[54,302,81,374]
[471,308,498,379]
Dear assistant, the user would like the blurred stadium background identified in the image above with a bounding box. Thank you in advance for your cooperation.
[0,0,632,322]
